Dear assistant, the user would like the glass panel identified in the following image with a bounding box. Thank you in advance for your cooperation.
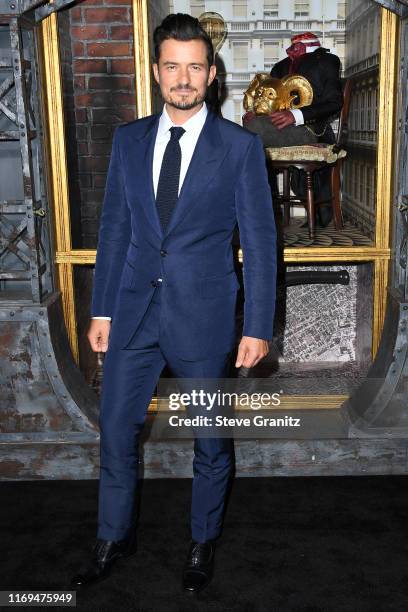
[250,261,374,390]
[55,1,385,388]
[51,1,382,251]
[158,0,378,244]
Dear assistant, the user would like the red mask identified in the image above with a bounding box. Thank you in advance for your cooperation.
[286,41,307,62]
[286,39,320,73]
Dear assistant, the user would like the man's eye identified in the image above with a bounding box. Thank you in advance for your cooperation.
[191,65,201,70]
[167,65,176,70]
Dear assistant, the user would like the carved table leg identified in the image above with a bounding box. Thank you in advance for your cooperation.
[306,171,315,239]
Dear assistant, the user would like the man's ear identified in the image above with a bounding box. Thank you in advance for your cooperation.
[152,63,159,84]
[207,64,217,87]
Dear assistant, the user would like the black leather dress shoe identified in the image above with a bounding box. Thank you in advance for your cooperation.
[182,540,215,593]
[70,536,136,589]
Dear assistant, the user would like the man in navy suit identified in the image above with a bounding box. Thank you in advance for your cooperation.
[72,13,277,593]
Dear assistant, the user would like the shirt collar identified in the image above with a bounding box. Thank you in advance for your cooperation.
[158,102,208,140]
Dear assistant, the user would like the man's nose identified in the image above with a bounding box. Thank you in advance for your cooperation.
[178,66,191,83]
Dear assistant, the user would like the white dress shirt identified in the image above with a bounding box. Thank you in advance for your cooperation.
[289,46,319,126]
[153,101,208,197]
[93,102,208,321]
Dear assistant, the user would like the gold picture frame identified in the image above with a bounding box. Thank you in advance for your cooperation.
[41,2,398,409]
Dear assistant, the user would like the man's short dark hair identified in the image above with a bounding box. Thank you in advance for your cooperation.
[153,13,214,68]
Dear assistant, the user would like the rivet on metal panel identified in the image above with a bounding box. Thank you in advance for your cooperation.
[10,312,14,316]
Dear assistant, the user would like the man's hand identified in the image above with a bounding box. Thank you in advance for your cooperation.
[87,319,111,353]
[235,336,269,369]
[269,110,295,130]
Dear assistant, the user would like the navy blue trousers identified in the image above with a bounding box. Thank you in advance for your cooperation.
[97,285,234,543]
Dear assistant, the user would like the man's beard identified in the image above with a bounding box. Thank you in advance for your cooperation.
[164,87,206,111]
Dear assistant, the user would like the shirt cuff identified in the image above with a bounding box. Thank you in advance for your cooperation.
[92,316,112,321]
[290,108,304,126]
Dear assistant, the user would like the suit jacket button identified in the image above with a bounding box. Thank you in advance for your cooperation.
[160,249,167,257]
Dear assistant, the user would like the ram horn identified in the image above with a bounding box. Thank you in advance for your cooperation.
[281,74,314,109]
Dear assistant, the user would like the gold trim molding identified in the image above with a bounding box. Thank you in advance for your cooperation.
[375,9,398,251]
[148,394,348,412]
[56,246,391,266]
[41,11,79,362]
[132,0,152,117]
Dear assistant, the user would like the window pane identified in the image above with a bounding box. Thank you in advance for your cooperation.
[233,0,247,18]
[190,1,205,18]
[294,1,309,17]
[264,0,279,16]
[233,42,248,70]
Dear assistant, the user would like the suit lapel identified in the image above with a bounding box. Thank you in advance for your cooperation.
[164,110,231,238]
[128,114,163,240]
[127,109,230,241]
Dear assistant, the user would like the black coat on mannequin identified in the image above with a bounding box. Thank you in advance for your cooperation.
[270,47,344,226]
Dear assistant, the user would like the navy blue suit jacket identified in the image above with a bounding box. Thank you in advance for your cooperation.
[91,107,277,360]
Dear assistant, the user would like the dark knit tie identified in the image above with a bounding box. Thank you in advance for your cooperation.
[155,126,186,232]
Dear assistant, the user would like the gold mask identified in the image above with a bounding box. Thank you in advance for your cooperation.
[244,73,313,115]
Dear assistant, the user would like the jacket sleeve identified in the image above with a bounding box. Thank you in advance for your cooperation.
[301,55,344,124]
[235,134,277,340]
[90,126,131,318]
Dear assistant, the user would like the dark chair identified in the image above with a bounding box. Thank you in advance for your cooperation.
[265,78,353,239]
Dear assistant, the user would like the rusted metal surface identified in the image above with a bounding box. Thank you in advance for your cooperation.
[0,16,53,302]
[0,9,100,480]
[1,437,407,481]
[0,443,100,480]
[373,0,408,17]
[342,290,408,436]
[0,1,76,22]
[0,296,100,478]
[139,438,408,478]
[0,292,100,443]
